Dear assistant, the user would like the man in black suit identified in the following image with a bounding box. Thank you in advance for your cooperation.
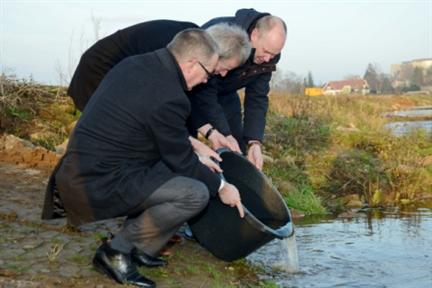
[51,29,244,287]
[190,9,287,170]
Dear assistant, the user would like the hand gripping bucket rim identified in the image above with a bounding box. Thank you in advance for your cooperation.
[189,148,295,261]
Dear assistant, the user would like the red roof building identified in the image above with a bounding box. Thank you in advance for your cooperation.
[323,78,370,95]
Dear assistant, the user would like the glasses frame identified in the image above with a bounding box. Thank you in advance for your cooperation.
[197,61,214,79]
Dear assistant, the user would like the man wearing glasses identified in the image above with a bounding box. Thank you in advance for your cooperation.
[45,29,245,288]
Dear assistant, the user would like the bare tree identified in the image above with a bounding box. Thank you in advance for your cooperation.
[377,73,394,94]
[363,63,379,93]
[270,69,304,93]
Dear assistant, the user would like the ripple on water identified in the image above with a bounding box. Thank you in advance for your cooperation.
[247,209,432,288]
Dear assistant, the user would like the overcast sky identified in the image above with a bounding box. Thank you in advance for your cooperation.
[1,0,431,85]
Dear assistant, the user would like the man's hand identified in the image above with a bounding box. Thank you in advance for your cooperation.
[189,136,222,162]
[196,153,222,173]
[247,142,263,171]
[225,135,241,153]
[209,130,241,152]
[197,124,241,152]
[218,183,244,218]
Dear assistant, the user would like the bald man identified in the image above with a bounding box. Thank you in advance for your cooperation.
[189,9,287,171]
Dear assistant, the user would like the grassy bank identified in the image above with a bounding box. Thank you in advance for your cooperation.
[264,92,432,214]
[0,75,277,287]
[1,75,432,215]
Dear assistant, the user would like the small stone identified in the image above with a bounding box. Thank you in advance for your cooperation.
[59,264,81,278]
[39,230,60,239]
[55,139,69,155]
[23,244,36,250]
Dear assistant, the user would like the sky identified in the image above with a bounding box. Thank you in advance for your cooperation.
[1,0,431,86]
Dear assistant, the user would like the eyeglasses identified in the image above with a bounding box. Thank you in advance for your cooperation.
[197,61,214,79]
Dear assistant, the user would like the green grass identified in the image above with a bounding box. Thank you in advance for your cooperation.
[284,186,327,215]
[67,254,89,265]
[256,281,280,288]
[265,93,432,213]
[6,106,31,120]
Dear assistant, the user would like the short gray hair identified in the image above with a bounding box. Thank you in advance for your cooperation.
[206,23,251,65]
[167,28,219,64]
[256,15,287,35]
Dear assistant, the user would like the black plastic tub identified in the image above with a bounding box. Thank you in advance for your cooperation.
[188,149,294,261]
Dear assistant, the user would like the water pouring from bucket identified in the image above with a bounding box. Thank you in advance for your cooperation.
[189,149,299,270]
[277,234,300,273]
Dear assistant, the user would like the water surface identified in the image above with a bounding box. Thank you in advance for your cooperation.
[385,120,432,136]
[384,107,432,136]
[385,107,432,118]
[248,209,432,288]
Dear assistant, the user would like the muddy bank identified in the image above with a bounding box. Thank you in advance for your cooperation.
[0,162,263,287]
[0,134,60,174]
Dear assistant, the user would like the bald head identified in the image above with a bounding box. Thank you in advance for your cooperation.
[255,15,287,35]
[250,15,287,64]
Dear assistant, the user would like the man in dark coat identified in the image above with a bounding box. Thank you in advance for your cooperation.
[51,29,244,287]
[68,20,250,112]
[68,20,196,111]
[190,9,287,170]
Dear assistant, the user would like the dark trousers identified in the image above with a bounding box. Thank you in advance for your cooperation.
[110,176,209,256]
[218,92,246,153]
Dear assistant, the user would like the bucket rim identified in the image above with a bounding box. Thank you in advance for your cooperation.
[217,148,295,239]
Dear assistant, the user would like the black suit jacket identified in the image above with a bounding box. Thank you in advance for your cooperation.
[56,49,220,226]
[68,20,198,111]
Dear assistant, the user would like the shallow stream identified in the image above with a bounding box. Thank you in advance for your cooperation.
[248,208,432,288]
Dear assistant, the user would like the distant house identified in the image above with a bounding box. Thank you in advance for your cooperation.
[323,78,370,95]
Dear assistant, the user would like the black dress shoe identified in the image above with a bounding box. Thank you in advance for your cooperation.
[93,242,155,287]
[131,247,167,268]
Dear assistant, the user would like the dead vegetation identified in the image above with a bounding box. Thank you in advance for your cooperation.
[0,74,79,151]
